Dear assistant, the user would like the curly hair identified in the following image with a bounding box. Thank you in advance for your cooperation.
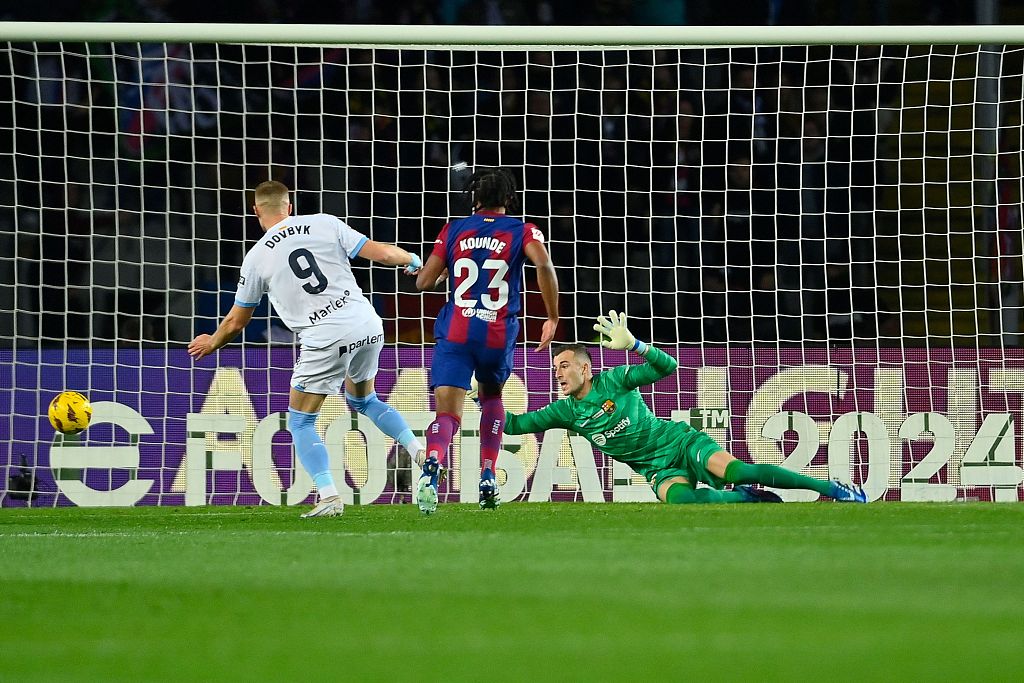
[464,167,519,213]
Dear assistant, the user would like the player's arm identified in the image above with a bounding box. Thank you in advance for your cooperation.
[593,310,678,389]
[621,345,678,389]
[524,239,559,350]
[188,304,255,360]
[356,240,422,274]
[504,400,574,435]
[416,223,451,291]
[415,253,449,291]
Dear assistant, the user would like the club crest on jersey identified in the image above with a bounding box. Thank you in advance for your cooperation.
[581,399,616,428]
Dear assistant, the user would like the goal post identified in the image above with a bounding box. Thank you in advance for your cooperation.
[1,23,1023,507]
[2,22,1024,45]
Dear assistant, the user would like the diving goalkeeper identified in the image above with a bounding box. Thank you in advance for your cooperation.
[503,311,867,504]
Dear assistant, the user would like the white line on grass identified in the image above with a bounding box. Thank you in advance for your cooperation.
[0,530,421,539]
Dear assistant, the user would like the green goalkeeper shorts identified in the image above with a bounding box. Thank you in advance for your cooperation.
[649,428,727,494]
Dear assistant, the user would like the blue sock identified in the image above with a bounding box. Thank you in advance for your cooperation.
[288,407,336,496]
[346,391,422,455]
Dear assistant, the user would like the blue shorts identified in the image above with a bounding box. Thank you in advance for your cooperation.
[431,339,514,390]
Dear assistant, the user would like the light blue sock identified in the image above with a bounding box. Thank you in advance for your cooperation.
[288,407,336,496]
[346,392,422,455]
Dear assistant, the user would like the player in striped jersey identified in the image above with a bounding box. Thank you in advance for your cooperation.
[188,180,426,518]
[414,168,559,513]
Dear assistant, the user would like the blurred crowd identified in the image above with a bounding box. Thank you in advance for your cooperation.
[0,0,1011,349]
[0,0,980,28]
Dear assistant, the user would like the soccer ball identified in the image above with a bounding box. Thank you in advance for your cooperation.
[48,391,92,434]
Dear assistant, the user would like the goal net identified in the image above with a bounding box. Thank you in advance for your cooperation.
[1,24,1022,507]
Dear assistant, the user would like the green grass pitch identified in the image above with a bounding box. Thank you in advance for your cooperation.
[2,502,1023,681]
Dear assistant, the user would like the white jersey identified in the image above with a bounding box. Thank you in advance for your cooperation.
[234,213,379,348]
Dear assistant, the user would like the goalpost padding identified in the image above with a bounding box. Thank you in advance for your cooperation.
[1,24,1023,506]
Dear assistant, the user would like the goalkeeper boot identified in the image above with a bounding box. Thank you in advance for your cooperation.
[735,485,783,503]
[300,495,344,518]
[830,480,868,503]
[479,467,500,510]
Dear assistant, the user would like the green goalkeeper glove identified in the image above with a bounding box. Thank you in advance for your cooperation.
[593,310,648,354]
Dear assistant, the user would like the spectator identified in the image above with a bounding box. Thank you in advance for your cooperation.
[823,263,900,343]
[702,151,778,343]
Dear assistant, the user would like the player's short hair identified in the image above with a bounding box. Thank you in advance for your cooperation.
[464,167,519,213]
[552,343,591,366]
[254,180,290,208]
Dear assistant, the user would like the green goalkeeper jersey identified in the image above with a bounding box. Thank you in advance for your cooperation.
[505,346,713,483]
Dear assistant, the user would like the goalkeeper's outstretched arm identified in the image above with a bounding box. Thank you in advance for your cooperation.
[593,310,678,389]
[621,345,679,389]
[504,400,573,436]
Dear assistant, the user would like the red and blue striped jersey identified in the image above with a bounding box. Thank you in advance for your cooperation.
[431,210,545,349]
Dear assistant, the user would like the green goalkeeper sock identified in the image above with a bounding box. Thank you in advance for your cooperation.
[664,483,749,504]
[723,460,832,496]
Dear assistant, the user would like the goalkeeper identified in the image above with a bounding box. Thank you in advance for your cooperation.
[504,311,867,504]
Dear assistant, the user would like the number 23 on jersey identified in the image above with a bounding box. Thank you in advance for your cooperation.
[453,257,509,310]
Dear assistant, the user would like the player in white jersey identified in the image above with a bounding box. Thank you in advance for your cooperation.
[188,180,425,518]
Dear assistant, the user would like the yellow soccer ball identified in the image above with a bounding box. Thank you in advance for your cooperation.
[48,391,92,435]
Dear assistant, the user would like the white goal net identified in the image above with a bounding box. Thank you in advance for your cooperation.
[1,25,1022,507]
